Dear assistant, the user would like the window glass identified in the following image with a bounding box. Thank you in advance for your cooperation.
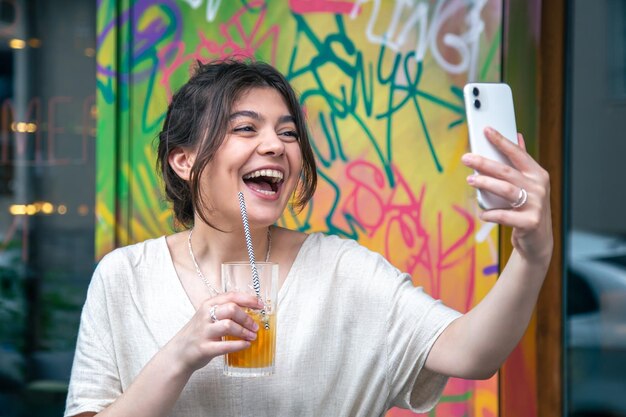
[567,1,626,416]
[0,1,95,415]
[607,0,626,100]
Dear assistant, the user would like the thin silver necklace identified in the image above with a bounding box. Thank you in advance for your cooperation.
[187,227,272,295]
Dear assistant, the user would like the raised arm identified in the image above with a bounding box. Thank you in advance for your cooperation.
[425,127,553,379]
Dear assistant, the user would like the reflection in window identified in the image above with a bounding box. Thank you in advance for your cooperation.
[0,1,96,415]
[567,1,626,417]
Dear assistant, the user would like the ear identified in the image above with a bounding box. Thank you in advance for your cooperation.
[168,146,195,181]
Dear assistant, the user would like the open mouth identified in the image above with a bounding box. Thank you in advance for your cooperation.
[242,169,284,195]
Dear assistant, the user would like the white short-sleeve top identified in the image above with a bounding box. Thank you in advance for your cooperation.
[65,232,461,417]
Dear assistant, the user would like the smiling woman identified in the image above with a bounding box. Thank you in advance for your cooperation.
[155,61,316,230]
[190,86,304,220]
[64,58,553,417]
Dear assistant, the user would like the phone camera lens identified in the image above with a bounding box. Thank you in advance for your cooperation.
[473,99,481,109]
[472,87,479,97]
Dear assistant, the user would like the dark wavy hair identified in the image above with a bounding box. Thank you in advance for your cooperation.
[156,58,317,228]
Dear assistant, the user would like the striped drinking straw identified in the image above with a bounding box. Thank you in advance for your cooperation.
[237,192,270,330]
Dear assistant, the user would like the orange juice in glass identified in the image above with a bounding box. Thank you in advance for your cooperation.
[222,262,278,377]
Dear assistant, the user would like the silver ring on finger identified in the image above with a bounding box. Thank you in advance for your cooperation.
[510,187,528,209]
[209,304,219,323]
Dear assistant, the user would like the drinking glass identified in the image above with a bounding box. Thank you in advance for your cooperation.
[221,261,278,377]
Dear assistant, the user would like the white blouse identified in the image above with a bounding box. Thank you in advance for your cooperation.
[65,232,461,417]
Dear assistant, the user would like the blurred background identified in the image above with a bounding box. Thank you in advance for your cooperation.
[0,0,95,415]
[566,1,626,416]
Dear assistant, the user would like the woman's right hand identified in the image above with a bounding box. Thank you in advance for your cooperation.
[165,292,262,374]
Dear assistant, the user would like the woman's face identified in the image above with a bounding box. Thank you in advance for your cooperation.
[199,87,303,229]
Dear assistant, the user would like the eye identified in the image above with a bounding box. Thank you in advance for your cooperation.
[233,125,256,134]
[279,130,299,141]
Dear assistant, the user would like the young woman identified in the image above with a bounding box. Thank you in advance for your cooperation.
[65,59,553,417]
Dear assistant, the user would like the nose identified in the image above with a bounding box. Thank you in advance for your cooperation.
[257,130,285,156]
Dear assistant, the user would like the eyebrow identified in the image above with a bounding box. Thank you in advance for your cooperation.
[229,110,295,124]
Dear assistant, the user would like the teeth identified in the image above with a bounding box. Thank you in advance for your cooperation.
[243,169,284,183]
[253,188,276,196]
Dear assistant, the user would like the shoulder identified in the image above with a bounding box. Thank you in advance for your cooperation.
[97,237,166,269]
[302,232,400,278]
[92,237,167,290]
[292,233,417,311]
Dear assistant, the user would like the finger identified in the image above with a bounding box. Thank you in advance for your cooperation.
[517,133,527,152]
[213,302,260,333]
[462,153,522,184]
[467,174,523,205]
[484,127,534,171]
[212,318,257,341]
[210,340,251,357]
[205,292,263,310]
[479,208,541,230]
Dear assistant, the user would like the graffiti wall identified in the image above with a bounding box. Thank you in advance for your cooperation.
[96,0,503,415]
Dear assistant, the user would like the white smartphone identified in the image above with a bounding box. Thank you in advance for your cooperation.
[463,82,519,210]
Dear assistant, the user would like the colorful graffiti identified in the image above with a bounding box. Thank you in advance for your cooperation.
[96,0,503,415]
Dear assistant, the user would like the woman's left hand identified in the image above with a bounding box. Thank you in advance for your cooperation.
[462,127,553,266]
